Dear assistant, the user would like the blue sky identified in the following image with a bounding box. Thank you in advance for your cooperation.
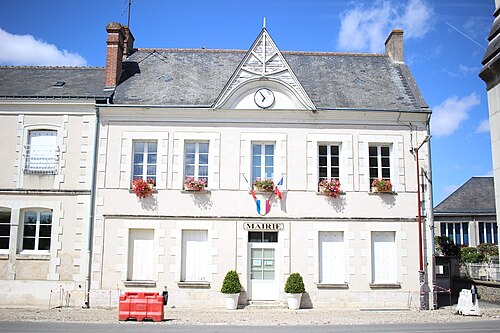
[0,0,495,204]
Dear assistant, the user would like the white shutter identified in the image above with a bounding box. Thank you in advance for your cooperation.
[372,231,396,283]
[319,231,344,283]
[182,230,208,281]
[128,229,154,281]
[28,130,57,171]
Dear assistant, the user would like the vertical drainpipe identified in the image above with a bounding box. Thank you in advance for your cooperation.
[84,105,100,308]
[425,112,436,309]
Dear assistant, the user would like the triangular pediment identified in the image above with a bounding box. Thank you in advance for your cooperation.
[214,29,315,110]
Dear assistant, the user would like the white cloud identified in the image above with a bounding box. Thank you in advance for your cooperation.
[431,93,480,137]
[337,0,434,52]
[442,64,481,77]
[0,27,86,66]
[476,119,490,134]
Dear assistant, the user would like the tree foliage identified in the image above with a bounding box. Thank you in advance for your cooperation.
[434,236,460,257]
[284,273,305,294]
[221,270,242,294]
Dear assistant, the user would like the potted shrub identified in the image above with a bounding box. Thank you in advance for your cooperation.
[253,178,275,192]
[183,177,207,191]
[284,272,305,310]
[131,178,155,198]
[371,178,392,193]
[318,179,342,198]
[221,270,242,310]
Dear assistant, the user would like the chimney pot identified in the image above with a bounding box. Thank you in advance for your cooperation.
[385,29,404,63]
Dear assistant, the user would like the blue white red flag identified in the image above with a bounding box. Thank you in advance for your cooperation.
[256,199,271,216]
[274,177,283,200]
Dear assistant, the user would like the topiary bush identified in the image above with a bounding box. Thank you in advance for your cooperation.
[460,246,486,263]
[221,270,242,294]
[284,273,305,294]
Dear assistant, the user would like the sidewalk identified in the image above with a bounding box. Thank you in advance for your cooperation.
[0,304,499,325]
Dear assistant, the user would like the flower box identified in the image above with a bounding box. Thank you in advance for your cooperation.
[318,179,342,198]
[131,178,155,198]
[253,178,275,192]
[183,177,207,192]
[371,179,393,193]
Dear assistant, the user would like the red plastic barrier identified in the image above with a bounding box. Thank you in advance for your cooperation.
[118,292,164,322]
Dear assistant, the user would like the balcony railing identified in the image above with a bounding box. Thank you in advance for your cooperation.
[23,145,60,174]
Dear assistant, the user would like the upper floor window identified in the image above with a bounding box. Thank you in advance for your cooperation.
[0,209,11,251]
[184,142,209,186]
[24,130,59,174]
[21,210,52,252]
[440,222,469,246]
[479,222,498,244]
[318,144,339,182]
[369,145,391,184]
[252,143,274,183]
[133,141,157,185]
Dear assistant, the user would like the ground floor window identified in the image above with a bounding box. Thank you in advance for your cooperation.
[181,230,208,282]
[21,210,52,252]
[127,229,154,281]
[440,222,469,245]
[479,222,498,244]
[0,209,10,250]
[319,231,344,283]
[371,231,396,283]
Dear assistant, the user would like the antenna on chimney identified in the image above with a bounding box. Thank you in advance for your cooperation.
[122,0,134,28]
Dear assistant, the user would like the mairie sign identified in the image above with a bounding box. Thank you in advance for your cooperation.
[243,222,284,231]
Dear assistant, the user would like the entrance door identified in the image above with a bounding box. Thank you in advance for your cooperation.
[127,229,154,281]
[248,231,278,300]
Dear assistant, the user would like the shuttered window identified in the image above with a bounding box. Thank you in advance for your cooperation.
[319,231,344,283]
[371,231,397,283]
[127,229,154,281]
[25,130,59,174]
[181,230,208,282]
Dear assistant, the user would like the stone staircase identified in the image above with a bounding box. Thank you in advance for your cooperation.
[245,300,287,309]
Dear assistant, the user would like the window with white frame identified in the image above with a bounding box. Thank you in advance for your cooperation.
[319,231,344,283]
[252,143,274,183]
[24,130,59,174]
[132,141,157,184]
[479,222,498,244]
[181,230,208,282]
[0,209,11,250]
[371,231,397,283]
[318,144,340,183]
[184,142,209,185]
[21,210,52,252]
[369,145,391,184]
[127,229,154,281]
[440,222,469,246]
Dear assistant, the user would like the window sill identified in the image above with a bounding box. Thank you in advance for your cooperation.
[369,283,401,289]
[128,189,158,194]
[123,280,157,288]
[177,281,211,289]
[368,191,397,195]
[316,192,346,196]
[181,189,211,194]
[316,283,349,289]
[0,253,8,260]
[16,253,50,260]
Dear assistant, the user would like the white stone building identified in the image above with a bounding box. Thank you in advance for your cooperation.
[89,24,434,309]
[0,67,107,305]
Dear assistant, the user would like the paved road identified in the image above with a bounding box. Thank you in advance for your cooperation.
[1,320,500,333]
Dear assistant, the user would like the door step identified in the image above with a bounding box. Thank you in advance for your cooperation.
[246,301,287,309]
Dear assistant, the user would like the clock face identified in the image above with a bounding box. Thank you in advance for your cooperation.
[254,88,275,108]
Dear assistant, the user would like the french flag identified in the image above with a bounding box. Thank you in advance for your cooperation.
[256,199,271,216]
[274,177,283,200]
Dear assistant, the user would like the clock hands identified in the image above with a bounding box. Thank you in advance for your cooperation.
[260,91,266,102]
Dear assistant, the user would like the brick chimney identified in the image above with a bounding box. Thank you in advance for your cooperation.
[385,29,404,63]
[123,26,135,57]
[105,22,125,90]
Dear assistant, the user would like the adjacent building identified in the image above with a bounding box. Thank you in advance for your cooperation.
[0,22,434,309]
[434,177,497,247]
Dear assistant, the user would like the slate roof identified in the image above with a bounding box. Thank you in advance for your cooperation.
[0,67,109,99]
[114,48,428,111]
[434,177,496,215]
